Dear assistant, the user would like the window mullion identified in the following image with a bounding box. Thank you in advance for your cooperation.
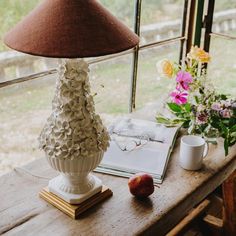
[179,0,190,63]
[194,0,205,47]
[129,0,142,113]
[203,0,215,53]
[186,0,197,54]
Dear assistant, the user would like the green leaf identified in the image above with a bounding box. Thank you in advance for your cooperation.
[224,139,229,156]
[222,119,230,125]
[184,103,191,113]
[156,115,185,127]
[171,118,186,124]
[230,124,236,132]
[167,103,182,113]
[156,116,172,125]
[220,122,228,134]
[182,120,190,128]
[220,94,228,100]
[194,96,199,104]
[230,132,236,137]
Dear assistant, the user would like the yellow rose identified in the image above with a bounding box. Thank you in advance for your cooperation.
[196,48,210,63]
[156,59,174,79]
[187,46,199,60]
[187,46,210,63]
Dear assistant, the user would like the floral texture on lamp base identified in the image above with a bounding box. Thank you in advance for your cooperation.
[39,59,110,204]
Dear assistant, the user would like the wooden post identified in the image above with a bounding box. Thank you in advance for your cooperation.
[222,170,236,235]
[166,199,210,236]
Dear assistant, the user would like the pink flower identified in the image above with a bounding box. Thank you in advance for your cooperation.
[196,112,208,124]
[221,109,232,118]
[170,90,188,105]
[176,71,193,90]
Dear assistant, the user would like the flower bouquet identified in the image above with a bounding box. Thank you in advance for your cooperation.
[156,46,236,156]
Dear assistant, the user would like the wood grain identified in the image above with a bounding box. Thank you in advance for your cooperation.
[166,199,210,236]
[39,186,113,219]
[203,214,223,229]
[222,170,236,236]
[1,104,236,236]
[1,138,235,236]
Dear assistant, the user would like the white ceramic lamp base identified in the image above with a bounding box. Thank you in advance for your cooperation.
[48,174,102,204]
[39,59,110,206]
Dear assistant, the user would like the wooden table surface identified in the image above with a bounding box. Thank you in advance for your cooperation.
[1,106,236,236]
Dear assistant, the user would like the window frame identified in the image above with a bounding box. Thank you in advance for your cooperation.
[0,0,192,113]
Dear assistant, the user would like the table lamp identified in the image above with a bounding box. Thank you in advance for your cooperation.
[4,0,139,209]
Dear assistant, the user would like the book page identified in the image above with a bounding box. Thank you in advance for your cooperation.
[109,118,179,145]
[97,118,180,182]
[100,140,170,177]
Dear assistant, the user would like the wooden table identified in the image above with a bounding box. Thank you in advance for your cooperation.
[1,109,236,235]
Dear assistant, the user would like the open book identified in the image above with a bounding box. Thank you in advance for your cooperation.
[95,118,180,183]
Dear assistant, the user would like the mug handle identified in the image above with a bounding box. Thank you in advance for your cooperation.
[203,142,209,158]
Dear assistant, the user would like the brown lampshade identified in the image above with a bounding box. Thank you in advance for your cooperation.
[4,0,139,58]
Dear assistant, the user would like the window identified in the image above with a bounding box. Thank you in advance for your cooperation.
[0,0,192,174]
[189,0,236,96]
[207,0,236,96]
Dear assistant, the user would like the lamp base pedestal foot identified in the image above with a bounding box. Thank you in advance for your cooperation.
[48,175,102,204]
[39,185,113,219]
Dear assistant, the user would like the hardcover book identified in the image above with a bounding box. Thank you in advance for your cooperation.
[95,118,180,183]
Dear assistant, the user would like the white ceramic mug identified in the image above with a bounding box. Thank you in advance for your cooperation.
[179,135,208,171]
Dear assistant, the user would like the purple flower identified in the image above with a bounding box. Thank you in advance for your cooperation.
[211,102,221,111]
[170,90,188,105]
[176,71,193,91]
[220,109,232,118]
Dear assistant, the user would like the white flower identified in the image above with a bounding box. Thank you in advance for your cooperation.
[85,95,95,112]
[39,59,109,160]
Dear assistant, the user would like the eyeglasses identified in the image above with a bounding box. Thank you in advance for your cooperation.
[111,134,149,152]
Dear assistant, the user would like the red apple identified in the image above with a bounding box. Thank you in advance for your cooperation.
[128,173,154,198]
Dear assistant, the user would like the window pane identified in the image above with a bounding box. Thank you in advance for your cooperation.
[213,1,236,36]
[140,0,185,45]
[0,1,134,83]
[208,36,236,96]
[0,0,58,81]
[90,54,132,114]
[0,52,58,82]
[0,74,54,175]
[136,42,180,110]
[0,0,134,175]
[99,0,135,29]
[0,54,132,175]
[0,0,40,52]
